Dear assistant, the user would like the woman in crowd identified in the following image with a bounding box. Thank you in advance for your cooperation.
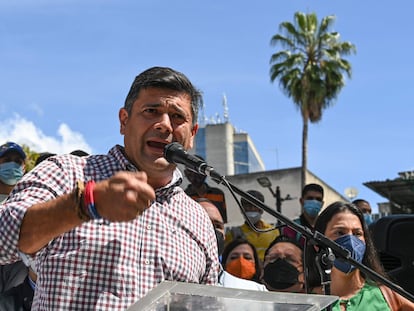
[306,201,414,310]
[221,238,262,284]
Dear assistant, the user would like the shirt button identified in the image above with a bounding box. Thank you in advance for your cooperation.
[146,225,152,230]
[145,260,150,265]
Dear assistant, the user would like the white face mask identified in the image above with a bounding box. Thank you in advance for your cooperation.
[245,211,261,224]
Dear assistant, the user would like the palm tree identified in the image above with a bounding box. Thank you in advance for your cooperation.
[21,144,40,172]
[269,12,356,191]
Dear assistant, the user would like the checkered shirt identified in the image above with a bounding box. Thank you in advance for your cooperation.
[0,145,219,310]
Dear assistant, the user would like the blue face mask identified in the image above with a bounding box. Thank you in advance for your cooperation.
[303,200,322,217]
[245,211,261,224]
[0,162,24,185]
[364,214,374,226]
[334,234,366,274]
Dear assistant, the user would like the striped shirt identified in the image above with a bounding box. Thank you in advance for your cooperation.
[0,145,219,310]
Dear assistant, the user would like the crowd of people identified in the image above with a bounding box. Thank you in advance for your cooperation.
[0,66,413,310]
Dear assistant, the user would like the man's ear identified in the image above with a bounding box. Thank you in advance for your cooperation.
[191,123,199,136]
[119,108,128,135]
[188,123,198,149]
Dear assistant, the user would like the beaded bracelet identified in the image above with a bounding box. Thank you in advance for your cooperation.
[84,181,102,219]
[75,180,90,221]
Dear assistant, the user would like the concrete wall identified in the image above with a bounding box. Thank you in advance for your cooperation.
[180,166,348,228]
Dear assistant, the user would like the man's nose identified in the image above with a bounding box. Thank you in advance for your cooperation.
[155,113,173,133]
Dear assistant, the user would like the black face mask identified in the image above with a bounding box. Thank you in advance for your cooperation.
[215,229,225,256]
[263,258,299,290]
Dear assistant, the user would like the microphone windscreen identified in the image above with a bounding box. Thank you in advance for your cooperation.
[163,142,185,164]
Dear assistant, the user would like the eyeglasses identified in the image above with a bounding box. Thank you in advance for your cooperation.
[304,196,323,202]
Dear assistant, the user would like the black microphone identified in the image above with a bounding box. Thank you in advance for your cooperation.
[164,142,223,180]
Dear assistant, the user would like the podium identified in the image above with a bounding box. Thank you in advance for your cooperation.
[127,281,338,311]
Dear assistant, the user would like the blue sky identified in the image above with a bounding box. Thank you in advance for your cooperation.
[1,1,413,213]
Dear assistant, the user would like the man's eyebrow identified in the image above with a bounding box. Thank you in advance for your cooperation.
[144,102,187,114]
[169,104,187,115]
[143,102,162,107]
[212,220,224,226]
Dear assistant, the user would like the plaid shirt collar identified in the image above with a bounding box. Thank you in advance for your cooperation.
[110,145,183,202]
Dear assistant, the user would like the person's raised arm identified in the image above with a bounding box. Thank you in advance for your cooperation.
[18,171,155,254]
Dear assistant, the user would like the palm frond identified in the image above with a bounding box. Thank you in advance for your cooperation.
[270,34,295,50]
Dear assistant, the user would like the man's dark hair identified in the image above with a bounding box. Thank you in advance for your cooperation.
[352,199,369,205]
[301,183,324,197]
[264,234,303,259]
[241,189,265,207]
[35,152,56,166]
[124,66,203,125]
[70,150,89,157]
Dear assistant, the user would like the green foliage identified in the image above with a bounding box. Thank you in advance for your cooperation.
[21,145,41,172]
[270,11,356,122]
[269,11,356,189]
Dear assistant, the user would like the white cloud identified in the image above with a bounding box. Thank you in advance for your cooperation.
[0,114,93,154]
[28,103,44,117]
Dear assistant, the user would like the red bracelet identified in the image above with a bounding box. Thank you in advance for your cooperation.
[84,181,101,219]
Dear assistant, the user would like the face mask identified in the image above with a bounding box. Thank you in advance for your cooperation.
[334,234,366,274]
[245,211,261,224]
[215,229,225,256]
[303,200,322,217]
[364,214,374,226]
[263,258,299,290]
[226,256,256,280]
[0,162,24,186]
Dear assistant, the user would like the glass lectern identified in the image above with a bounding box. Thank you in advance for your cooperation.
[127,281,338,311]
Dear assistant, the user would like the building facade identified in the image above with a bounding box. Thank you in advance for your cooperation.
[184,121,348,227]
[180,166,348,227]
[190,122,265,176]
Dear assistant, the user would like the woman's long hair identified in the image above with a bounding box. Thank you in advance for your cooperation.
[305,201,387,291]
[221,237,262,282]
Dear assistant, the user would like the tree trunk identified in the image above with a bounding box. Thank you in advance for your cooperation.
[301,116,308,206]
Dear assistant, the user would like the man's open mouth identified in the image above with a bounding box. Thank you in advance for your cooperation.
[147,141,168,151]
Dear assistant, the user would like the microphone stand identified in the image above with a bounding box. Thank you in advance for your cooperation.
[315,247,334,311]
[215,176,414,304]
[162,140,414,303]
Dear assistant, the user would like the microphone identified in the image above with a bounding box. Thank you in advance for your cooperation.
[164,142,223,180]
